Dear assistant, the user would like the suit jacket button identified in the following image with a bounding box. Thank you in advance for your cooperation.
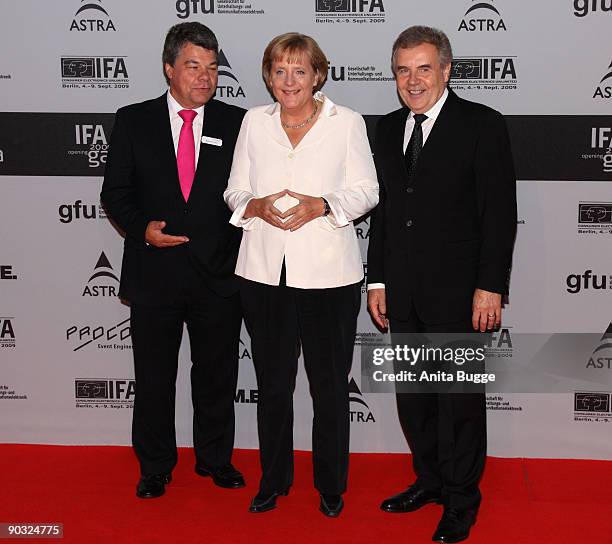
[406,220,413,227]
[406,187,414,193]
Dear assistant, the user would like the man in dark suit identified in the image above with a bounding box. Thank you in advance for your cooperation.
[367,26,516,542]
[101,22,246,499]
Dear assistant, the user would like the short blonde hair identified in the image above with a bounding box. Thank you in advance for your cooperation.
[262,32,328,94]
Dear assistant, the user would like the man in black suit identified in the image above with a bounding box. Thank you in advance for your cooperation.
[367,26,516,542]
[101,22,246,499]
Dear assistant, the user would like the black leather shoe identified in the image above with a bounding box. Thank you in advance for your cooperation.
[248,488,290,513]
[432,506,477,543]
[319,494,344,517]
[195,463,245,488]
[380,484,442,513]
[136,473,172,499]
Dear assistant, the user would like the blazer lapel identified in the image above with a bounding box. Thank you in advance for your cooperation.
[146,94,182,197]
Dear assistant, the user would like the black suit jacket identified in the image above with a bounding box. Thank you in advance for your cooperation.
[101,94,246,305]
[367,89,517,323]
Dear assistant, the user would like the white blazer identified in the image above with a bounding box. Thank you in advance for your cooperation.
[224,94,379,289]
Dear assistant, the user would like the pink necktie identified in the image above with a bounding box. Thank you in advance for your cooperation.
[177,109,197,201]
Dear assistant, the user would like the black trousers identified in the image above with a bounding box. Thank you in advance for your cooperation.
[130,264,241,476]
[390,304,486,510]
[240,271,361,496]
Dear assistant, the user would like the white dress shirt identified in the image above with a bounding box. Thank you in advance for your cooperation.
[167,90,204,165]
[224,94,379,289]
[368,89,448,291]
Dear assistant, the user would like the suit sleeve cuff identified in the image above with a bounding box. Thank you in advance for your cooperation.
[229,195,257,229]
[321,193,349,228]
[367,283,385,290]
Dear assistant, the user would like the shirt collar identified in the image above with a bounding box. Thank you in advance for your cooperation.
[409,88,448,122]
[167,90,205,120]
[264,91,338,118]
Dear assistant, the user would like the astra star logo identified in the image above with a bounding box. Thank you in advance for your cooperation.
[586,323,612,369]
[216,50,245,100]
[458,1,507,31]
[70,0,116,31]
[593,60,612,99]
[82,251,119,297]
[349,378,375,423]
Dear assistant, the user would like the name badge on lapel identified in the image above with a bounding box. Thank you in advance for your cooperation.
[201,136,223,147]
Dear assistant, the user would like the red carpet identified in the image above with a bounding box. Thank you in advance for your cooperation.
[1,445,611,543]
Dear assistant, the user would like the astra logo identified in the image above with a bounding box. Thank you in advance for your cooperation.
[238,338,252,360]
[58,200,106,223]
[216,50,245,99]
[593,60,612,99]
[176,0,214,18]
[586,323,612,369]
[349,378,375,423]
[355,217,370,239]
[82,252,119,297]
[566,270,612,293]
[573,0,612,17]
[458,1,507,31]
[70,0,116,31]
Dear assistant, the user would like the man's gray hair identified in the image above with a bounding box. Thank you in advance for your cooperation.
[391,26,453,71]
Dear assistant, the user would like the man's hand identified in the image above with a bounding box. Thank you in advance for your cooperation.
[368,288,389,330]
[145,220,189,248]
[472,288,502,331]
[244,190,287,229]
[280,190,326,232]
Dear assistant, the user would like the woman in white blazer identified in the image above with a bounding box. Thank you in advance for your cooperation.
[224,33,378,517]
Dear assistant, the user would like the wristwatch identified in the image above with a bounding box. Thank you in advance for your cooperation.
[322,197,331,217]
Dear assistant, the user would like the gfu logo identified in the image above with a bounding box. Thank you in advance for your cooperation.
[573,0,612,17]
[75,379,135,409]
[82,252,119,297]
[70,0,116,31]
[176,0,215,18]
[593,60,612,99]
[586,323,612,369]
[458,1,507,31]
[61,57,129,89]
[74,124,108,168]
[216,50,245,100]
[0,317,16,348]
[0,266,17,280]
[66,317,131,352]
[349,378,375,423]
[566,270,612,294]
[58,200,107,223]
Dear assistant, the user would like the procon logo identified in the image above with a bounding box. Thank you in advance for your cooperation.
[586,323,612,369]
[573,0,612,17]
[66,318,130,352]
[0,317,16,348]
[593,60,612,99]
[458,1,507,31]
[82,252,119,297]
[216,50,245,100]
[566,270,612,293]
[59,200,107,223]
[70,0,116,31]
[349,378,375,423]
